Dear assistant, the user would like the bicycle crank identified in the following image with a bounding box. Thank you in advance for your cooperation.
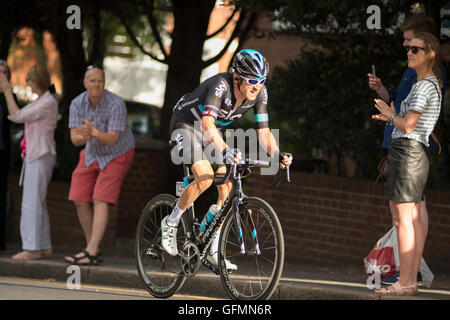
[179,241,201,277]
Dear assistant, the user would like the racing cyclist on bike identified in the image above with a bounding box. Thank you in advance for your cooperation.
[162,49,293,270]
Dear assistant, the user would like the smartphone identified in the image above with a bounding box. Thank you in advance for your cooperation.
[371,65,376,78]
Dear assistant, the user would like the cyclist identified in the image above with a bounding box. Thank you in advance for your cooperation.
[162,49,293,270]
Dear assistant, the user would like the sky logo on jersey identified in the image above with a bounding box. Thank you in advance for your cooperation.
[218,108,230,119]
[215,80,227,98]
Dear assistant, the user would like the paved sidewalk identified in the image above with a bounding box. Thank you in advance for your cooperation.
[1,246,449,300]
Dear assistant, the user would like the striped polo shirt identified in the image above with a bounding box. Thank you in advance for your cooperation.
[69,89,135,169]
[391,76,441,147]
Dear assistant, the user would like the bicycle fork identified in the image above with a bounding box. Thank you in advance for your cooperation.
[234,203,261,256]
[233,166,261,256]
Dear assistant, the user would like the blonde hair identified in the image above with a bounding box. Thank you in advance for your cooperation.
[413,32,443,88]
[26,65,51,92]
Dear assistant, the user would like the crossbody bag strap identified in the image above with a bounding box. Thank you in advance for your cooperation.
[424,79,442,154]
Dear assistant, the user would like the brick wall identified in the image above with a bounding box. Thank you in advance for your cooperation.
[7,153,450,267]
[244,172,450,268]
[116,148,163,239]
[6,147,164,254]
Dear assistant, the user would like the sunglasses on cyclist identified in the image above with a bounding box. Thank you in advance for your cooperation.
[405,46,425,54]
[241,77,266,86]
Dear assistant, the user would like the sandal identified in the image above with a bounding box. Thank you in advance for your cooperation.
[375,281,418,296]
[64,249,99,266]
[97,250,103,263]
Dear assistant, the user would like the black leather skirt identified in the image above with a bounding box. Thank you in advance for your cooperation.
[387,138,429,203]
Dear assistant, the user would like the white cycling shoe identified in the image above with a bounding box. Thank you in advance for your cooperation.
[161,216,178,256]
[206,231,237,271]
[206,251,238,271]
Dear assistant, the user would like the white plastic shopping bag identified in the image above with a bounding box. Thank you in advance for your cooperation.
[364,226,434,287]
[364,227,399,279]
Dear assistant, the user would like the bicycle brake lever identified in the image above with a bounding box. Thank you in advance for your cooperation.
[281,152,292,183]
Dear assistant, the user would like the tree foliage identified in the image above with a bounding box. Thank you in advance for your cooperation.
[238,0,449,181]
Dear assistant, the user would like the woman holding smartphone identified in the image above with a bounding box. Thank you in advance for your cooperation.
[371,32,442,295]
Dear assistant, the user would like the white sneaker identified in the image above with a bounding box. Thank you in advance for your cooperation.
[161,216,178,256]
[206,251,238,271]
[207,230,237,271]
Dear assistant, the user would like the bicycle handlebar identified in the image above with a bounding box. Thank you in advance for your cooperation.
[170,139,292,186]
[214,158,291,186]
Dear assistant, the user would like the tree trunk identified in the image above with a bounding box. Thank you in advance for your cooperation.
[48,0,87,180]
[86,2,105,66]
[0,28,13,60]
[424,0,446,38]
[161,0,215,141]
[159,0,215,193]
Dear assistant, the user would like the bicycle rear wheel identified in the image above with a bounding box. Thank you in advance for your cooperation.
[135,194,187,298]
[218,197,284,300]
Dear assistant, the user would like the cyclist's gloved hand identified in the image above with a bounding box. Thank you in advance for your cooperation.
[223,147,242,164]
[279,152,293,169]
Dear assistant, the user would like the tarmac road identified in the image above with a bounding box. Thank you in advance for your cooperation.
[1,249,450,301]
[0,276,217,300]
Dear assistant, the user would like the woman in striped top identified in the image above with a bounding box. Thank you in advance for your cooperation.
[372,31,443,295]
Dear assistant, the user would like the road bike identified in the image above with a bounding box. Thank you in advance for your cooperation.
[135,146,291,300]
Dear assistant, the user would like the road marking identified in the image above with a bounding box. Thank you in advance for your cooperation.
[0,276,218,300]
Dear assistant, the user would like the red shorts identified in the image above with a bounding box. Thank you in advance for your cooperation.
[69,149,135,205]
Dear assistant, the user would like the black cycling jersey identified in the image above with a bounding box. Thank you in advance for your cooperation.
[171,72,269,130]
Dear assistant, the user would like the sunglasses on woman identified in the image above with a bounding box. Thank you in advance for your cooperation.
[405,46,425,54]
[241,76,266,86]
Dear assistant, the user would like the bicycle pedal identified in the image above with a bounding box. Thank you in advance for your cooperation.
[146,250,158,259]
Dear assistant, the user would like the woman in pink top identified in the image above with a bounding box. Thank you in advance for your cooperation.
[0,65,58,260]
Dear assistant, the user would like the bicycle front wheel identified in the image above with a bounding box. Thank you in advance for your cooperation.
[135,194,187,298]
[218,197,284,300]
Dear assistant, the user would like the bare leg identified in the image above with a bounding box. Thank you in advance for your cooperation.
[390,200,399,228]
[216,166,232,208]
[208,167,235,270]
[418,200,428,241]
[66,200,108,263]
[85,200,109,256]
[213,167,233,235]
[73,201,93,245]
[177,160,214,211]
[388,199,426,286]
[412,201,428,276]
[395,201,423,287]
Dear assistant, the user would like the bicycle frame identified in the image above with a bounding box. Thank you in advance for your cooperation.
[178,162,262,274]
